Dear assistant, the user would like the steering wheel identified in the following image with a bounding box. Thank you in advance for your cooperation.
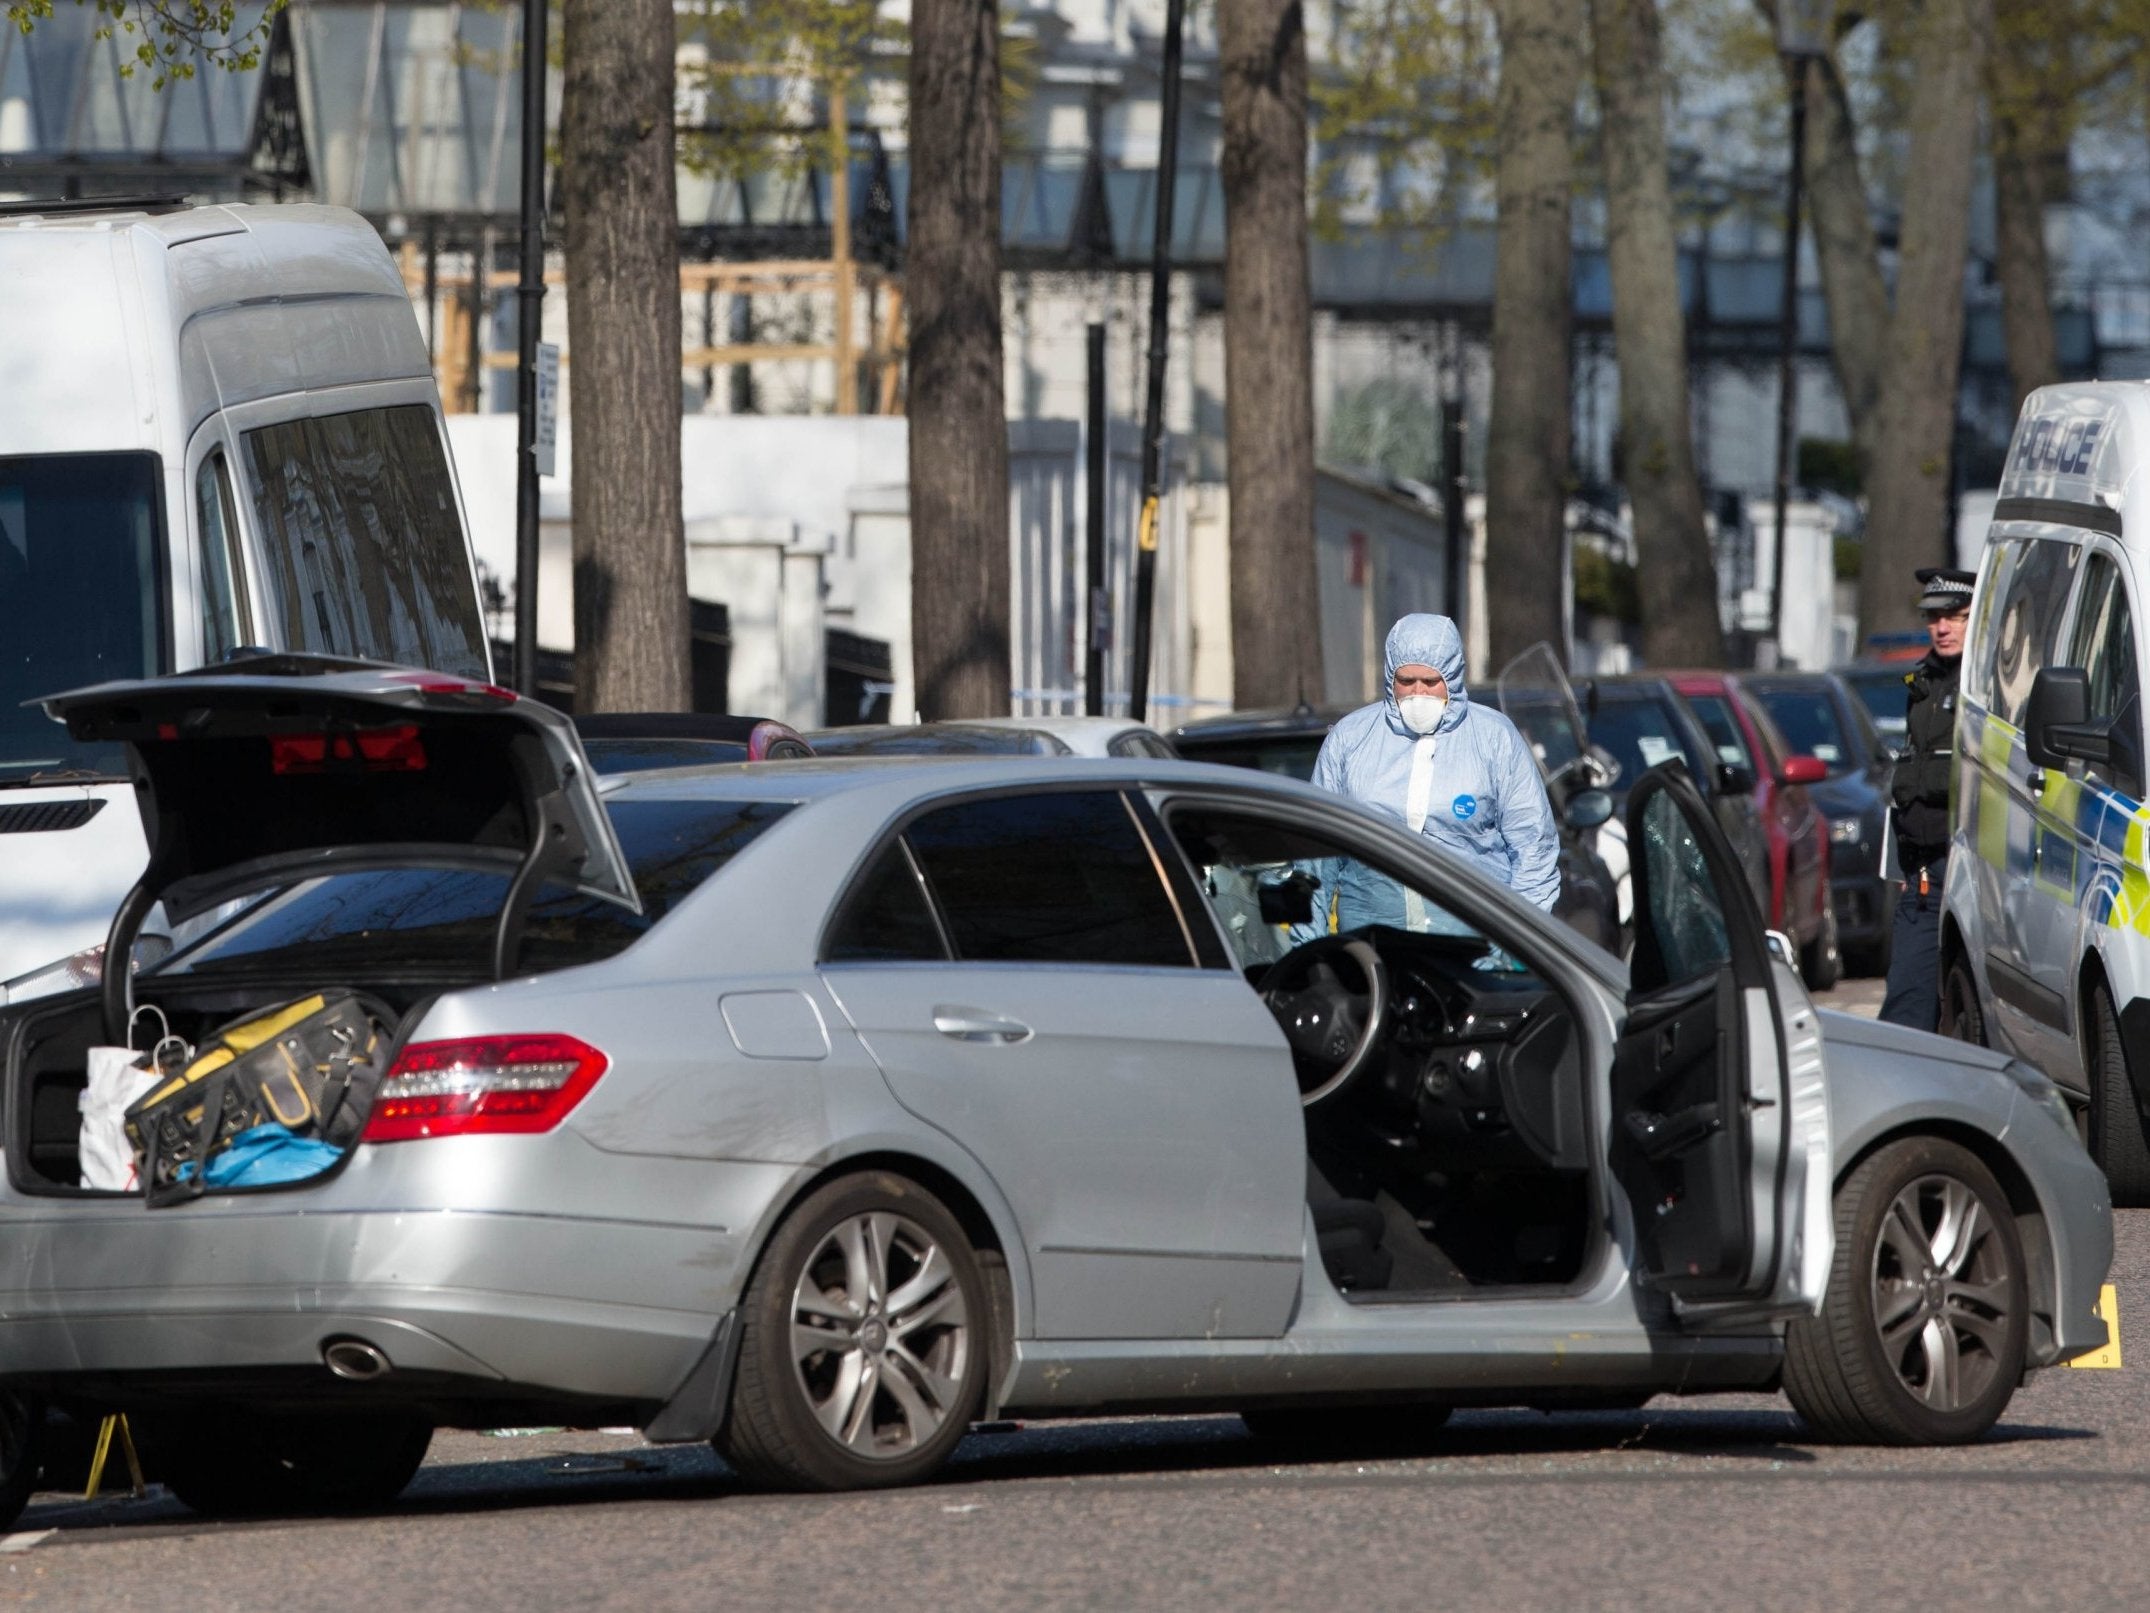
[1256,935,1391,1108]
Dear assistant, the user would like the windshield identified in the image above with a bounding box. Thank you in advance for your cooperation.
[160,797,794,977]
[1755,685,1852,772]
[1845,668,1910,737]
[1682,693,1752,769]
[1590,695,1712,801]
[0,452,165,786]
[1495,644,1590,780]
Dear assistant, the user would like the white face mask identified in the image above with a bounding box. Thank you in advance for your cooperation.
[1397,693,1447,735]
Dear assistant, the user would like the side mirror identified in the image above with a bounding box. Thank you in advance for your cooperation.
[2025,667,2111,769]
[1564,788,1614,831]
[1780,754,1830,786]
[1716,760,1757,796]
[1257,870,1319,926]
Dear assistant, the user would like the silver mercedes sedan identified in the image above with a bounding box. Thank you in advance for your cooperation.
[0,662,2112,1519]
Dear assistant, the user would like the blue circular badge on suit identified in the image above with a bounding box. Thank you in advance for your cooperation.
[1452,793,1478,821]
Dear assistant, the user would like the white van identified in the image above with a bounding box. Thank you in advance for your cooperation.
[1943,380,2150,1200]
[0,201,489,995]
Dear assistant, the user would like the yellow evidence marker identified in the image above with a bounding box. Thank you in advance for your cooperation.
[2066,1284,2123,1369]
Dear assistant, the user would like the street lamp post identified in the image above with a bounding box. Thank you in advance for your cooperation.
[1766,0,1835,670]
[511,0,548,697]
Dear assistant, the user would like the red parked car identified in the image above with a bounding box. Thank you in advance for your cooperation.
[1667,672,1839,989]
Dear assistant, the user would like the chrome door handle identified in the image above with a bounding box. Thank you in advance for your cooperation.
[932,1007,1034,1045]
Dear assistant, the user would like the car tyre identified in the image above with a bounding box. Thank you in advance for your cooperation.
[0,1391,45,1533]
[1784,1137,2026,1446]
[151,1411,431,1517]
[2084,983,2150,1208]
[722,1171,988,1492]
[1801,902,1842,992]
[1240,1404,1451,1454]
[1939,952,1985,1047]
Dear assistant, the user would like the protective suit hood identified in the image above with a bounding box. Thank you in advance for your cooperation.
[1382,614,1469,735]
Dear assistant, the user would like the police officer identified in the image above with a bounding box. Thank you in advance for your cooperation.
[1879,565,1974,1030]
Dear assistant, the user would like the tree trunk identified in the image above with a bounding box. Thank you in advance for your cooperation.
[1802,48,1890,466]
[1484,0,1585,676]
[1220,0,1324,708]
[560,0,689,713]
[1589,0,1722,668]
[906,0,1011,720]
[1993,126,2060,413]
[1858,0,1994,644]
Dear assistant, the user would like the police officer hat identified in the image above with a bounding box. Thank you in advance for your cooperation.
[1916,566,1976,612]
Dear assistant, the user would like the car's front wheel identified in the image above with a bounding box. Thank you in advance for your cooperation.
[2084,982,2150,1207]
[1784,1137,2027,1445]
[722,1172,988,1491]
[150,1411,432,1516]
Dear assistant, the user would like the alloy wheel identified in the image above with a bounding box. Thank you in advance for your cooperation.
[1869,1173,2013,1412]
[790,1210,972,1459]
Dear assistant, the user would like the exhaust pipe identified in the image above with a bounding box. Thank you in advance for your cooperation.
[322,1338,393,1382]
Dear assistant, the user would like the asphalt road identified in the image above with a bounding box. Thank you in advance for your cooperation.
[8,970,2133,1613]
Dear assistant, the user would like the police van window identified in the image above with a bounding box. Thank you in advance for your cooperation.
[2069,557,2141,790]
[243,406,487,678]
[1986,538,2080,726]
[195,453,249,664]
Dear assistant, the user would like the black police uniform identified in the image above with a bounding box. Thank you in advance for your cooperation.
[1879,567,1973,1031]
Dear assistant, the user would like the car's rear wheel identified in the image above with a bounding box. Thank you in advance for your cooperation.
[0,1391,45,1533]
[1939,952,1986,1046]
[1784,1137,2026,1445]
[2084,982,2150,1207]
[1240,1404,1451,1454]
[151,1411,431,1516]
[1801,901,1842,992]
[722,1172,988,1491]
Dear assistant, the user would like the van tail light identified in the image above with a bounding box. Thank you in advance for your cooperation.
[361,1034,608,1144]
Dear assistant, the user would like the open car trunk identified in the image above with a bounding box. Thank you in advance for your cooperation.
[6,656,637,1201]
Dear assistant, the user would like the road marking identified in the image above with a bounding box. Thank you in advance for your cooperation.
[2066,1283,2124,1369]
[0,1531,52,1553]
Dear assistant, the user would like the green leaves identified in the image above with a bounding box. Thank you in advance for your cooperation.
[5,0,285,88]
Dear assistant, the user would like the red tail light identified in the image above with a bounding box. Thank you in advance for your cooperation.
[361,1034,608,1143]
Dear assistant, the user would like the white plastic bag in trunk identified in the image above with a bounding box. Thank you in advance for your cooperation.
[79,1046,158,1190]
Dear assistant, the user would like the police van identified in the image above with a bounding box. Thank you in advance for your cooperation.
[0,201,490,997]
[1943,380,2150,1201]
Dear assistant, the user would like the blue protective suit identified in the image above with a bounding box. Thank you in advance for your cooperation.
[1307,614,1561,927]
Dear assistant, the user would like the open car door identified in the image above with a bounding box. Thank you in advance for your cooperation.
[1615,762,1830,1325]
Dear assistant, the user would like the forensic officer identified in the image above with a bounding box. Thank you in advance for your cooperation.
[1306,613,1560,928]
[1879,565,1974,1030]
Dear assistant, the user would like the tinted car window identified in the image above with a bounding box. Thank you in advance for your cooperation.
[582,737,752,775]
[905,791,1192,967]
[0,451,164,785]
[196,452,250,664]
[1636,787,1731,989]
[825,842,947,963]
[1590,694,1712,799]
[244,405,487,678]
[164,799,793,976]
